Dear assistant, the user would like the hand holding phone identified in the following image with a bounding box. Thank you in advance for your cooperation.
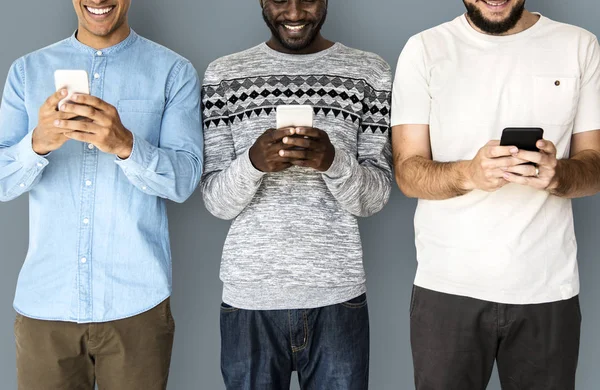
[32,89,74,155]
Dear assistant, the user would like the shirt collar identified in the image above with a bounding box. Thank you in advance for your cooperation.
[68,28,138,55]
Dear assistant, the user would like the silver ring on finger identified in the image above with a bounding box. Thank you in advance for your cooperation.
[534,166,540,177]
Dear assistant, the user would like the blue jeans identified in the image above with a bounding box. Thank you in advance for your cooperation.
[220,293,370,390]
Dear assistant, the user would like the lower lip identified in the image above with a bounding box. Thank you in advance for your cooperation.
[85,7,115,20]
[481,0,510,11]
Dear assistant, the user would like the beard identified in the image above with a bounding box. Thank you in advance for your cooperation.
[262,6,328,52]
[464,0,526,35]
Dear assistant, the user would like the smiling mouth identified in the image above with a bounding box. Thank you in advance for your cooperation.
[85,5,115,17]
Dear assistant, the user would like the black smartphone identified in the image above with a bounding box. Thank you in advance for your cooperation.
[500,127,544,151]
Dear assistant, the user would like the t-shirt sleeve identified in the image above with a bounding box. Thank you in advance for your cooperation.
[390,35,431,126]
[573,37,600,134]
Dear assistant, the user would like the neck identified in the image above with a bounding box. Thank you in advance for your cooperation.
[76,23,131,50]
[267,34,334,55]
[467,10,540,36]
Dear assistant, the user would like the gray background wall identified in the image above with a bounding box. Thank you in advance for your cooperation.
[0,1,598,389]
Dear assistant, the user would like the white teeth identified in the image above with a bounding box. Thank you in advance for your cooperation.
[483,0,508,6]
[284,25,306,31]
[86,6,113,15]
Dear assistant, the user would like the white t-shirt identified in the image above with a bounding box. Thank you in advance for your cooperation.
[391,14,600,304]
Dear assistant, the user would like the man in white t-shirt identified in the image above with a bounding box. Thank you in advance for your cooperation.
[391,1,600,389]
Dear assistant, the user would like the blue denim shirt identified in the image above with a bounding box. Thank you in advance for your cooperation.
[0,30,203,323]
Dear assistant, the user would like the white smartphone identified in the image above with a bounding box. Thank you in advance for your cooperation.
[54,70,90,110]
[276,105,314,129]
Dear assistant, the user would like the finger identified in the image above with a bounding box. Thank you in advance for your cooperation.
[294,127,324,139]
[503,172,536,185]
[513,150,544,165]
[486,145,517,158]
[278,149,313,160]
[486,156,529,169]
[70,94,113,112]
[505,164,538,177]
[54,119,102,134]
[267,127,296,144]
[63,131,95,143]
[282,136,324,150]
[44,89,68,111]
[59,103,105,123]
[537,139,557,155]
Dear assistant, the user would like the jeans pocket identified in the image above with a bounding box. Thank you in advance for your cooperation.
[220,302,240,313]
[340,293,368,309]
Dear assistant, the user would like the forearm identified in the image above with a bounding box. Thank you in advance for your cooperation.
[549,150,600,198]
[396,156,470,200]
[0,132,49,201]
[322,149,392,217]
[201,150,265,220]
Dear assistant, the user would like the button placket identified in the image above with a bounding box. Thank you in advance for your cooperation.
[76,52,106,322]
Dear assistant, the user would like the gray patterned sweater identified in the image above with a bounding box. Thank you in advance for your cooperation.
[201,42,392,310]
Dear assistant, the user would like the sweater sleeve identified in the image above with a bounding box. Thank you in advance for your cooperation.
[200,62,266,220]
[321,57,393,217]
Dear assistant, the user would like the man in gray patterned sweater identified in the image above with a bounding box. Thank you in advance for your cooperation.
[201,1,391,389]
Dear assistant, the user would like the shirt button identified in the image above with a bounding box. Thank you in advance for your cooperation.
[94,73,100,79]
[37,163,43,167]
[19,183,25,188]
[83,218,90,225]
[142,186,148,191]
[96,51,103,56]
[81,257,87,264]
[87,143,95,150]
[85,180,92,186]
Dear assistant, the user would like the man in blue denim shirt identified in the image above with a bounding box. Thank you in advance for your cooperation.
[0,0,203,388]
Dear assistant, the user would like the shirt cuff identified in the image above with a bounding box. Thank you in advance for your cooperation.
[15,132,50,168]
[114,133,152,172]
[322,148,352,179]
[240,149,266,182]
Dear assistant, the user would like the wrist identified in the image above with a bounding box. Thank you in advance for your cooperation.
[116,130,134,159]
[458,160,476,192]
[31,132,50,156]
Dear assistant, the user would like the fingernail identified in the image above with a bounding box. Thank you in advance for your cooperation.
[501,167,507,171]
[510,147,518,154]
[289,128,296,134]
[72,94,79,101]
[538,141,545,147]
[504,173,510,179]
[279,150,285,156]
[60,104,66,111]
[283,137,289,143]
[54,120,60,126]
[61,89,68,96]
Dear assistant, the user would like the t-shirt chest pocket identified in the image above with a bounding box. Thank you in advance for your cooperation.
[533,76,578,126]
[117,100,165,145]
